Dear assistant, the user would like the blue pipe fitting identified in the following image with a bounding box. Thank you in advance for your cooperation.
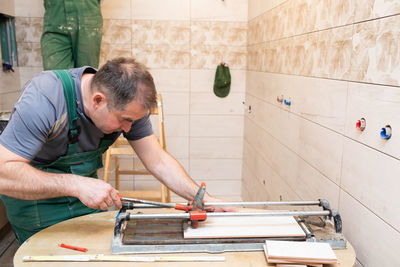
[284,99,291,106]
[380,125,392,140]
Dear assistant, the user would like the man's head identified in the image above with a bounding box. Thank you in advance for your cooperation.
[88,58,157,133]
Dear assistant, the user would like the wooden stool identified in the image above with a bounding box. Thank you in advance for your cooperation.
[103,94,171,202]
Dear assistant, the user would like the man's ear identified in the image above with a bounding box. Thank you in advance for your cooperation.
[92,92,107,108]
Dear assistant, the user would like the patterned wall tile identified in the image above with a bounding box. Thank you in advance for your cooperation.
[354,0,400,23]
[317,25,353,80]
[15,17,43,43]
[296,32,320,77]
[192,21,247,47]
[17,42,42,67]
[191,45,246,70]
[133,44,190,69]
[247,43,263,71]
[102,19,131,45]
[350,15,400,86]
[247,15,266,45]
[132,20,190,45]
[99,43,132,67]
[291,0,317,36]
[315,0,355,31]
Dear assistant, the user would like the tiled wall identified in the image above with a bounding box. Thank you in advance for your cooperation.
[245,0,400,266]
[6,0,246,201]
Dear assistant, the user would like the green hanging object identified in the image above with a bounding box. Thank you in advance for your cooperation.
[213,63,231,98]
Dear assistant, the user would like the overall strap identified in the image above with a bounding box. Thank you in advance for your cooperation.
[53,70,80,154]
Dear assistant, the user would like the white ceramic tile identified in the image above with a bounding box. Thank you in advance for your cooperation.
[190,137,243,159]
[164,136,189,158]
[163,114,189,137]
[341,138,400,230]
[244,117,340,206]
[190,69,245,93]
[339,190,400,267]
[150,69,190,92]
[189,159,242,180]
[101,0,131,19]
[345,82,400,159]
[162,92,189,114]
[246,72,348,133]
[191,179,242,197]
[190,115,243,137]
[245,95,343,184]
[14,0,44,17]
[190,92,245,115]
[191,0,247,22]
[132,0,190,20]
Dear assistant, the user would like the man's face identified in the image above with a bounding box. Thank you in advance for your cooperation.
[93,99,148,134]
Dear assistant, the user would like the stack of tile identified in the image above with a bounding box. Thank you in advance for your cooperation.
[264,240,337,266]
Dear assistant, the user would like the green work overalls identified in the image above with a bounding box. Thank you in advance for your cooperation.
[1,70,113,245]
[40,0,102,70]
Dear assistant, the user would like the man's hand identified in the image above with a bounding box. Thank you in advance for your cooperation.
[72,176,122,210]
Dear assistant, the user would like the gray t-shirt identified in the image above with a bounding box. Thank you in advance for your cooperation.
[0,67,153,165]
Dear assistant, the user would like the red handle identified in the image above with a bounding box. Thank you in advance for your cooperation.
[59,243,87,252]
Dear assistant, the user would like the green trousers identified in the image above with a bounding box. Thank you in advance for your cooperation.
[40,0,103,70]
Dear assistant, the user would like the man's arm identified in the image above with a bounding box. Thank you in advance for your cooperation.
[0,144,121,210]
[130,134,234,209]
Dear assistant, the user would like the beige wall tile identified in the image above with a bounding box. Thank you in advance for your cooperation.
[190,115,243,137]
[247,14,266,45]
[190,137,243,159]
[314,0,355,31]
[341,138,400,230]
[191,45,247,70]
[101,0,131,19]
[242,161,271,201]
[247,43,263,72]
[132,20,190,45]
[354,0,400,23]
[17,42,42,67]
[345,82,400,159]
[132,0,190,20]
[190,159,242,180]
[190,69,245,93]
[350,15,400,86]
[163,114,189,137]
[162,92,189,115]
[291,0,317,36]
[0,91,20,112]
[191,0,247,22]
[164,136,189,159]
[190,92,245,115]
[0,0,15,16]
[317,25,353,80]
[191,21,247,47]
[150,69,190,93]
[133,44,190,69]
[14,0,44,17]
[339,190,400,266]
[19,67,43,87]
[246,73,348,133]
[15,17,42,43]
[292,32,319,77]
[248,0,284,21]
[99,43,132,67]
[0,68,20,94]
[102,19,131,45]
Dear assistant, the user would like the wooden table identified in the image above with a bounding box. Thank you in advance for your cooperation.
[14,210,356,267]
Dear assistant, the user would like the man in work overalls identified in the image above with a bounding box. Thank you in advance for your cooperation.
[0,57,227,245]
[41,0,103,70]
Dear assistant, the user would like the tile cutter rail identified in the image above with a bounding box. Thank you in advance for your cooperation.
[112,183,345,254]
